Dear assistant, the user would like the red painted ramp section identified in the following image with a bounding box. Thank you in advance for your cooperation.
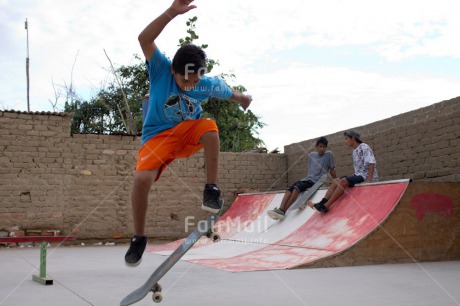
[214,193,277,239]
[147,193,276,252]
[148,182,409,272]
[277,183,408,251]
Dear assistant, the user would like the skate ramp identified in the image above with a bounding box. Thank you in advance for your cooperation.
[148,180,460,272]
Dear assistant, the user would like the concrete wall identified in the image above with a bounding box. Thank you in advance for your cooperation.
[285,96,460,184]
[0,111,287,240]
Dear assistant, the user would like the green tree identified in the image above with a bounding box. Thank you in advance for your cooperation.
[65,56,147,135]
[93,56,148,133]
[66,99,108,134]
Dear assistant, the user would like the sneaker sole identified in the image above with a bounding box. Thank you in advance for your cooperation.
[201,204,221,214]
[267,211,285,220]
[125,258,142,267]
[201,199,224,214]
[312,206,328,214]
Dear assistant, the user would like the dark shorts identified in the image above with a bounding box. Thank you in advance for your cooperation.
[287,180,314,193]
[342,175,364,187]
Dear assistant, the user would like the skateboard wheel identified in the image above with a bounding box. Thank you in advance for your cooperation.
[210,232,220,243]
[152,292,163,303]
[152,283,162,293]
[299,204,306,210]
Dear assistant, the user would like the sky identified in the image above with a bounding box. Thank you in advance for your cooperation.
[1,0,459,152]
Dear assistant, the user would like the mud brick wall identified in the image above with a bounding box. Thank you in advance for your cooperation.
[285,96,460,184]
[1,96,459,241]
[0,111,287,240]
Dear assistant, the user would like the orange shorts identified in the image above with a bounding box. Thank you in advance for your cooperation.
[136,118,218,181]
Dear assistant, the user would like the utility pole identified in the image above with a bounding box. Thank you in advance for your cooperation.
[25,18,30,112]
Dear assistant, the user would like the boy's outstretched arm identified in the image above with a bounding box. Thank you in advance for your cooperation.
[229,90,252,111]
[138,0,197,60]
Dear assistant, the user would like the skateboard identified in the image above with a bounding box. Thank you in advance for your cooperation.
[120,204,222,306]
[288,174,328,211]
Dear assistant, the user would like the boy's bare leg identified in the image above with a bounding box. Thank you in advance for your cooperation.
[279,191,292,211]
[324,178,349,209]
[200,131,219,184]
[131,169,159,236]
[280,189,299,211]
[125,168,159,266]
[307,179,338,208]
[324,178,340,200]
[199,131,223,213]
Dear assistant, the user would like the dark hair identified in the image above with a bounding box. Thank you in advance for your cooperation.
[172,44,207,76]
[343,130,363,144]
[316,136,328,147]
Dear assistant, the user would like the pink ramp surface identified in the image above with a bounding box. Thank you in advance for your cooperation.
[148,182,409,272]
[147,193,276,253]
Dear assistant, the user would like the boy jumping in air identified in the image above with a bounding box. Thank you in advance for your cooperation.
[308,130,378,214]
[125,0,252,266]
[267,137,336,220]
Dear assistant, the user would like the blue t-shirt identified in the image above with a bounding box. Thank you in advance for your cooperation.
[142,48,233,144]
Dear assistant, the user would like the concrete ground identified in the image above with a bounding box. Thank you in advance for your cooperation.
[0,245,459,306]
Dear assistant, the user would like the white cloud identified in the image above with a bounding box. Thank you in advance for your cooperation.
[203,0,460,61]
[240,63,459,151]
[0,0,459,151]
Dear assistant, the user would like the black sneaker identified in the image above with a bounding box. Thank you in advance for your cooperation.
[313,203,329,214]
[125,235,147,266]
[202,184,223,213]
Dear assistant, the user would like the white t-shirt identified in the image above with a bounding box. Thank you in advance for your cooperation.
[352,143,378,181]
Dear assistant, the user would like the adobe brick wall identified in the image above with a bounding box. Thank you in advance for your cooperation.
[1,96,458,241]
[0,111,286,240]
[285,96,460,184]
